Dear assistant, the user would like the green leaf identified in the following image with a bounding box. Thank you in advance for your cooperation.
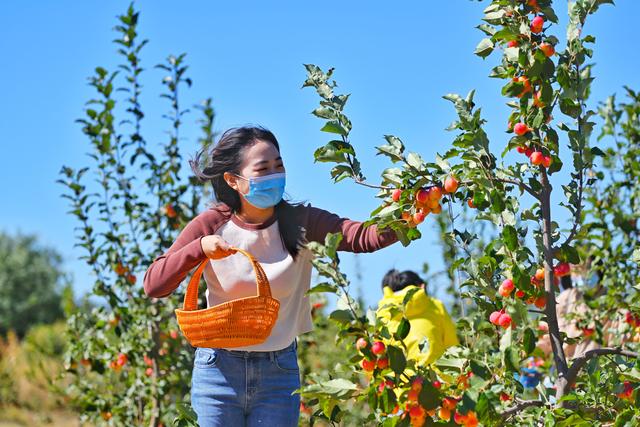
[330,165,353,182]
[402,287,422,305]
[532,108,545,128]
[435,356,465,370]
[381,387,397,414]
[470,359,491,380]
[325,232,343,258]
[329,309,354,324]
[381,167,403,186]
[395,317,411,340]
[475,393,490,420]
[307,283,338,295]
[542,7,559,23]
[559,97,582,119]
[476,24,496,36]
[376,204,401,219]
[418,381,440,410]
[434,154,450,172]
[504,47,519,63]
[406,152,425,170]
[383,135,405,152]
[302,378,358,398]
[499,325,512,351]
[377,136,405,162]
[459,390,478,413]
[483,10,505,24]
[314,140,354,163]
[474,38,494,58]
[489,189,505,213]
[312,106,336,120]
[320,121,348,136]
[503,345,519,373]
[502,225,519,251]
[387,345,406,375]
[559,244,580,264]
[523,328,536,355]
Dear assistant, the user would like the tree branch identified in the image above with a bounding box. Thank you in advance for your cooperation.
[564,347,639,390]
[537,166,594,405]
[339,135,393,191]
[495,177,538,198]
[556,158,584,250]
[501,400,544,420]
[539,169,569,395]
[353,177,393,191]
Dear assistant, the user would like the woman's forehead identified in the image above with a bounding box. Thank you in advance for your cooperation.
[242,140,281,165]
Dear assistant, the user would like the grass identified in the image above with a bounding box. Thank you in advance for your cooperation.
[0,325,90,426]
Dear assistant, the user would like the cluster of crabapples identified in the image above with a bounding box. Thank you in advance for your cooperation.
[108,353,128,371]
[355,337,478,426]
[617,381,637,402]
[625,311,640,328]
[512,123,552,168]
[490,262,571,328]
[504,5,557,169]
[391,176,459,227]
[113,261,137,285]
[357,337,390,372]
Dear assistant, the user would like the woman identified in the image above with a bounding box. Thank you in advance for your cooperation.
[376,269,458,368]
[537,274,602,359]
[143,126,399,426]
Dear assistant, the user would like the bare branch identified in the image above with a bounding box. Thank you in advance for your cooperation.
[564,347,639,390]
[494,177,538,198]
[501,400,544,420]
[353,177,393,191]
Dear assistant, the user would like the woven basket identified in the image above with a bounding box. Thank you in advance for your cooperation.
[174,247,280,348]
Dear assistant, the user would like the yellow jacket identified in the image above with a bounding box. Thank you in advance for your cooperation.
[376,285,458,367]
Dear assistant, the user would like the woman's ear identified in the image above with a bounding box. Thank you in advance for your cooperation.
[223,172,239,192]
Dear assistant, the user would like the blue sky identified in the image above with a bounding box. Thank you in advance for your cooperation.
[1,1,638,310]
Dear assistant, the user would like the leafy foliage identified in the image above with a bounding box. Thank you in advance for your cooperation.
[298,1,640,425]
[56,4,212,425]
[0,232,68,338]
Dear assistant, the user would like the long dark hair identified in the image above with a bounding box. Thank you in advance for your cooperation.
[382,269,426,294]
[189,125,306,260]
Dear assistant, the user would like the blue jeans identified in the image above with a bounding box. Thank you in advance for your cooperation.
[191,339,301,426]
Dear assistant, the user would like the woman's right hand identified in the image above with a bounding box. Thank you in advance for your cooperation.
[200,235,237,259]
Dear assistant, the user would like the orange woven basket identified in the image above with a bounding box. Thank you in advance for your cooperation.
[174,247,280,348]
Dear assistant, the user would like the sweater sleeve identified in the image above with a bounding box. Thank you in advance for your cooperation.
[143,208,228,298]
[303,204,399,253]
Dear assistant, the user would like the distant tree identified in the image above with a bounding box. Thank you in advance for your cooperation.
[0,231,69,338]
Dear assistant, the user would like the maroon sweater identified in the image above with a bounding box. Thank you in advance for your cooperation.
[143,203,398,299]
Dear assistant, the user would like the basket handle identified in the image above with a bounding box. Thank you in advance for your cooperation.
[182,246,272,311]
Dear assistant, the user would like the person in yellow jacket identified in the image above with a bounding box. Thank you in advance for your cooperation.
[376,269,459,368]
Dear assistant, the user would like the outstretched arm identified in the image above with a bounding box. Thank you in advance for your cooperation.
[303,204,399,253]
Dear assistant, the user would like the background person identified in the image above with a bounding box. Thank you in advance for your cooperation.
[376,269,458,367]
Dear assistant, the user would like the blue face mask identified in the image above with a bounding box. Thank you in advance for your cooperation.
[235,172,286,209]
